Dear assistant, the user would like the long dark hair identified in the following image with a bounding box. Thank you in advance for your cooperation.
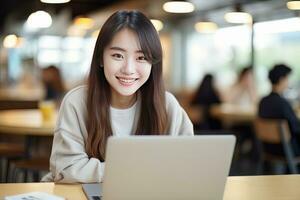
[191,74,220,105]
[238,66,252,83]
[86,10,168,161]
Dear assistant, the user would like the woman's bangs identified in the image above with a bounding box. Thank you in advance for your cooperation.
[136,31,161,65]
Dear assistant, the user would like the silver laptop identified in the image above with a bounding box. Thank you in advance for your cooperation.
[83,135,236,200]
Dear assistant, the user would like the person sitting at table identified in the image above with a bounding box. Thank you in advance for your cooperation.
[41,65,66,103]
[222,67,258,158]
[258,64,300,155]
[223,66,257,106]
[41,10,193,183]
[191,73,222,130]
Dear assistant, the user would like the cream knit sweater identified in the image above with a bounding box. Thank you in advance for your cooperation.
[42,86,193,183]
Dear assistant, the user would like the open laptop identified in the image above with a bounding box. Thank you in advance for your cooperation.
[83,135,235,200]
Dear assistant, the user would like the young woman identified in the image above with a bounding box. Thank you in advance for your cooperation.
[42,10,193,183]
[223,67,257,106]
[191,73,221,130]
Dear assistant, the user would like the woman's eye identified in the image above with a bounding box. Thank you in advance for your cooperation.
[137,56,147,61]
[112,53,123,59]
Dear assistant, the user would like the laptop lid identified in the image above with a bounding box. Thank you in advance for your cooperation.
[102,135,236,200]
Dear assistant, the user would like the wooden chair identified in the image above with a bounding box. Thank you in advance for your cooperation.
[0,100,38,182]
[254,118,300,174]
[0,143,25,182]
[10,137,52,182]
[11,157,49,182]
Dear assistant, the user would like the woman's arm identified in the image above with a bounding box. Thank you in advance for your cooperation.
[166,92,194,136]
[47,87,105,183]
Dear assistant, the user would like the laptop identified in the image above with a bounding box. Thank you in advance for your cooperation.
[83,135,236,200]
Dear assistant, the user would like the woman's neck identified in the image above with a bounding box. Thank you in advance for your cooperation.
[111,93,137,109]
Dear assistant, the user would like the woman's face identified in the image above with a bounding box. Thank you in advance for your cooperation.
[103,28,152,100]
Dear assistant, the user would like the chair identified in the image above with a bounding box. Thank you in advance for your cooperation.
[254,118,300,174]
[0,100,39,182]
[10,136,52,182]
[11,157,49,182]
[0,143,25,182]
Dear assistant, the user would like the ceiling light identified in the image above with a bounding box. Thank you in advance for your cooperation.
[287,1,300,10]
[40,0,71,3]
[194,22,218,33]
[163,1,195,13]
[225,3,252,24]
[26,11,52,29]
[224,12,252,24]
[74,17,94,29]
[150,19,164,32]
[3,34,18,48]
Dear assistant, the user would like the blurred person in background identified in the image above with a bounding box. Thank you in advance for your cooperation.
[41,65,66,103]
[191,73,222,130]
[223,66,257,106]
[222,66,258,158]
[258,64,300,155]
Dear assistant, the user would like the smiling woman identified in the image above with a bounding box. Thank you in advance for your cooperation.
[41,10,194,183]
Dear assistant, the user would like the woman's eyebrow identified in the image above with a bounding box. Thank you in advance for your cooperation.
[109,46,144,54]
[109,46,125,52]
[135,50,144,53]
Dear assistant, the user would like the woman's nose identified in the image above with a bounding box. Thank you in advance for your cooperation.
[121,58,135,75]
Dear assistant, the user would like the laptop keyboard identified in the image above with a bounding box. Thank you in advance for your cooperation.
[92,196,101,200]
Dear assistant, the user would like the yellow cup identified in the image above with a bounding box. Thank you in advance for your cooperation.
[39,101,55,121]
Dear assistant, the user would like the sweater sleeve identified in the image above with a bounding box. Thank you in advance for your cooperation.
[166,92,194,136]
[46,87,105,183]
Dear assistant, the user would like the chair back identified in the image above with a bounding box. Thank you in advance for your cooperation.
[254,118,291,144]
[254,118,299,174]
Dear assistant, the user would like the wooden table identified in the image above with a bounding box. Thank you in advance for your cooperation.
[0,183,86,199]
[0,109,56,136]
[0,87,44,101]
[0,109,57,164]
[223,175,300,200]
[211,103,300,125]
[210,104,256,124]
[0,175,300,200]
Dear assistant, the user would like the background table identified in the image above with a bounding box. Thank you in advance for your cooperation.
[0,109,56,136]
[210,104,257,124]
[211,103,300,125]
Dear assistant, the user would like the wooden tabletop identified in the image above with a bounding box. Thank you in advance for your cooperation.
[210,104,257,124]
[0,183,86,199]
[211,103,300,124]
[0,109,56,136]
[0,87,44,101]
[223,175,300,200]
[1,175,300,200]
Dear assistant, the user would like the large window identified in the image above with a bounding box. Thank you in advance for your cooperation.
[254,18,300,96]
[186,25,252,90]
[185,17,300,99]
